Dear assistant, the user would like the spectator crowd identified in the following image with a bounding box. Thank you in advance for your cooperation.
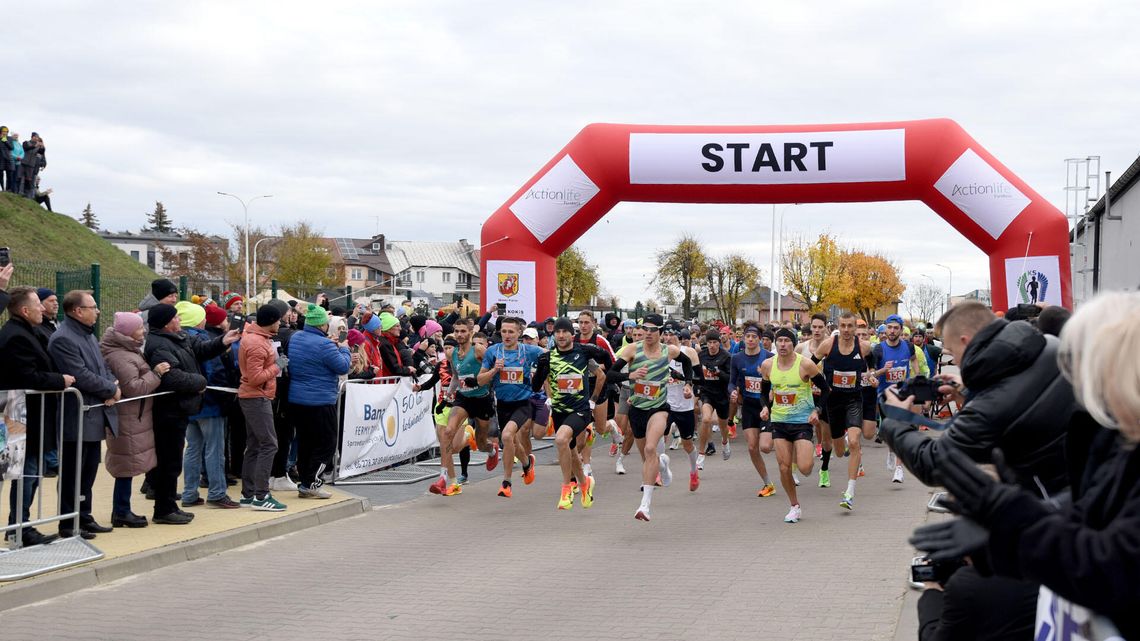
[0,126,51,211]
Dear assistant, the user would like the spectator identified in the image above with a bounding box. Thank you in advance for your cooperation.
[6,133,22,194]
[143,302,238,525]
[49,290,120,539]
[100,312,167,528]
[359,313,384,370]
[916,563,1038,641]
[1036,305,1071,338]
[0,287,75,546]
[179,303,240,509]
[327,306,347,340]
[262,299,299,493]
[18,133,45,199]
[286,304,350,499]
[221,291,243,314]
[0,126,11,191]
[880,301,1074,495]
[36,288,59,337]
[377,312,415,378]
[33,177,52,212]
[237,303,286,511]
[346,329,375,380]
[35,287,61,476]
[138,278,178,326]
[0,264,11,328]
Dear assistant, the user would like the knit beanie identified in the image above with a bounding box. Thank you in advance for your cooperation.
[176,300,206,329]
[379,312,399,332]
[147,303,178,329]
[266,298,289,315]
[256,304,282,327]
[303,303,329,327]
[204,304,227,327]
[418,319,442,338]
[221,291,244,310]
[151,278,178,301]
[409,314,427,334]
[361,314,381,333]
[346,329,366,347]
[36,287,55,301]
[113,311,144,336]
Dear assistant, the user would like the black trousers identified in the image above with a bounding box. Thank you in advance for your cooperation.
[227,402,247,478]
[58,440,101,532]
[146,421,187,517]
[289,404,338,487]
[271,399,295,478]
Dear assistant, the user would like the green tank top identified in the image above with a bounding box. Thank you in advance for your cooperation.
[450,344,489,398]
[629,342,671,410]
[769,352,815,424]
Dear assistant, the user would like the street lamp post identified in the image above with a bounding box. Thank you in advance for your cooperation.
[775,204,798,321]
[217,192,273,311]
[769,205,776,323]
[252,236,277,300]
[935,263,953,312]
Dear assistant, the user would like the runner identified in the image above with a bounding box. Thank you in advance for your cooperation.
[532,318,612,510]
[605,313,694,522]
[855,324,881,451]
[576,310,619,477]
[813,311,874,510]
[662,323,702,491]
[759,328,829,523]
[871,314,920,483]
[696,329,731,472]
[727,324,777,497]
[613,323,645,474]
[797,313,834,474]
[477,317,545,497]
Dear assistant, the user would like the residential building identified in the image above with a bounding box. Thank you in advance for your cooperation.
[100,229,229,279]
[1071,155,1139,304]
[385,239,481,301]
[329,235,396,294]
[949,289,991,308]
[696,286,808,324]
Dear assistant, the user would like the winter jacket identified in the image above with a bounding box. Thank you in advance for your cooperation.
[48,316,119,441]
[880,319,1073,494]
[238,323,278,400]
[0,316,68,449]
[185,326,232,418]
[0,137,10,166]
[143,329,225,424]
[9,140,23,162]
[286,325,350,406]
[378,333,414,378]
[986,420,1140,639]
[99,327,159,478]
[137,293,160,326]
[20,141,44,169]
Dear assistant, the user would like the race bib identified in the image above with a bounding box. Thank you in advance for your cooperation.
[887,367,907,383]
[556,374,584,393]
[499,367,524,384]
[744,376,763,393]
[774,390,797,406]
[832,370,857,389]
[703,367,719,380]
[633,381,663,399]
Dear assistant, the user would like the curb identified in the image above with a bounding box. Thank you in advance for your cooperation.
[0,495,370,612]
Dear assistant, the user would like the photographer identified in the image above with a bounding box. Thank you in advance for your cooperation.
[880,301,1074,495]
[916,556,1037,641]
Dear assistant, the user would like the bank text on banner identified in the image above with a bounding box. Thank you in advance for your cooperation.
[338,379,438,479]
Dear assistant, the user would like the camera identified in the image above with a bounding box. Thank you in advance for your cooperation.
[230,312,247,332]
[897,375,942,404]
[910,555,966,585]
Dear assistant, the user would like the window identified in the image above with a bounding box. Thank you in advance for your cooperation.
[146,250,155,269]
[372,243,380,251]
[457,272,469,285]
[350,268,363,281]
[442,272,451,283]
[179,252,189,268]
[130,250,140,261]
[415,270,425,283]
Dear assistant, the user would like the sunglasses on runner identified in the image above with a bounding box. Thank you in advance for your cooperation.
[642,325,661,333]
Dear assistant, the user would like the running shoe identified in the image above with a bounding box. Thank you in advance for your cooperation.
[857,464,865,478]
[892,465,905,484]
[712,425,720,433]
[457,474,468,485]
[616,455,626,475]
[815,443,823,459]
[523,454,536,485]
[840,492,854,510]
[757,483,776,498]
[783,504,802,523]
[818,470,831,488]
[251,494,286,512]
[485,442,500,471]
[668,438,680,450]
[696,454,705,471]
[580,476,594,509]
[793,472,801,487]
[722,442,731,461]
[658,454,672,487]
[705,443,716,456]
[886,450,896,471]
[465,425,478,452]
[558,485,573,510]
[727,425,737,440]
[428,476,447,495]
[585,427,596,447]
[689,471,700,492]
[634,507,651,521]
[570,478,579,494]
[609,442,618,456]
[442,483,462,496]
[497,482,512,498]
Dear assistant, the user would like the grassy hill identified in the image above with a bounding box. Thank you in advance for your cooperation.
[0,192,158,280]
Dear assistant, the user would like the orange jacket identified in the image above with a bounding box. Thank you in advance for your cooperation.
[238,323,279,399]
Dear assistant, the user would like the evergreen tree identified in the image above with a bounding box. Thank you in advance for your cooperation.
[78,203,99,230]
[147,201,173,232]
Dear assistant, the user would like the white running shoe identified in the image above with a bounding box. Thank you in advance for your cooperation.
[658,454,672,487]
[793,472,801,487]
[270,476,298,492]
[696,454,705,471]
[722,442,731,461]
[616,455,626,475]
[886,450,897,471]
[892,465,905,483]
[712,425,720,433]
[669,438,680,450]
[783,504,802,523]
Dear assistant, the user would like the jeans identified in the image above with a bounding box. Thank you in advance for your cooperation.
[182,416,227,502]
[240,398,278,499]
[3,166,15,192]
[112,477,133,517]
[7,453,40,532]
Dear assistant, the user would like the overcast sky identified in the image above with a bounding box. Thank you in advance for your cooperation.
[6,1,1137,311]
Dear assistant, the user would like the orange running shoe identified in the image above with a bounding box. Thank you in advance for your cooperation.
[654,474,663,487]
[580,476,594,508]
[557,484,573,510]
[465,425,478,452]
[757,483,777,498]
[428,477,447,495]
[728,425,737,440]
[443,483,462,496]
[857,464,866,478]
[523,454,536,485]
[609,442,618,456]
[689,471,700,492]
[497,482,512,498]
[485,442,500,471]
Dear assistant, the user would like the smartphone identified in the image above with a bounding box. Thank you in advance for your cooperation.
[338,328,348,342]
[0,247,10,268]
[497,302,507,313]
[231,313,246,332]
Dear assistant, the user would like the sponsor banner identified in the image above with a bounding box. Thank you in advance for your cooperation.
[338,379,437,479]
[486,259,536,322]
[1005,255,1062,306]
[1035,586,1123,641]
[628,129,906,185]
[935,149,1031,239]
[509,155,601,243]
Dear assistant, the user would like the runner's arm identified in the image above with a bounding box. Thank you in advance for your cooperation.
[475,365,497,386]
[672,347,694,383]
[531,352,550,393]
[813,337,832,362]
[606,357,631,384]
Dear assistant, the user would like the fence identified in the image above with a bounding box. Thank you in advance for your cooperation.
[0,260,156,335]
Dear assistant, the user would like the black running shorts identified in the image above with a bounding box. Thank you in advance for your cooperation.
[739,400,770,432]
[826,393,863,438]
[772,422,814,442]
[668,409,695,440]
[701,393,730,420]
[553,409,591,445]
[455,393,494,422]
[628,405,668,440]
[496,399,532,431]
[862,387,878,422]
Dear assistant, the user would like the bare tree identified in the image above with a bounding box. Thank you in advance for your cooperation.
[904,283,944,325]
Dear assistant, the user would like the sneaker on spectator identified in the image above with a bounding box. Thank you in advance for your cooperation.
[298,485,332,499]
[207,496,241,509]
[251,494,287,511]
[271,476,298,492]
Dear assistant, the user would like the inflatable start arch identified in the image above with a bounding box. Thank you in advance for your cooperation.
[480,120,1071,320]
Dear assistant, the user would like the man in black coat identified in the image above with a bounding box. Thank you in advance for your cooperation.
[0,287,75,547]
[880,301,1074,495]
[143,304,238,524]
[48,290,120,539]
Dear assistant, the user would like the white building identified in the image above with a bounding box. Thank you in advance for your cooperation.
[1071,155,1140,304]
[99,229,229,278]
[385,239,481,301]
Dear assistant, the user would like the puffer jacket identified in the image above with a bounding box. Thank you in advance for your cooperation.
[880,319,1073,494]
[144,329,227,424]
[99,327,159,478]
[238,322,278,399]
[286,325,350,406]
[185,326,231,419]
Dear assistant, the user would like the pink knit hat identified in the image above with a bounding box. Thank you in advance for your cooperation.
[418,319,443,338]
[113,312,144,335]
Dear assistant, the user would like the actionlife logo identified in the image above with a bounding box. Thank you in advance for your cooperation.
[1016,269,1049,304]
[521,186,586,205]
[950,180,1016,199]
